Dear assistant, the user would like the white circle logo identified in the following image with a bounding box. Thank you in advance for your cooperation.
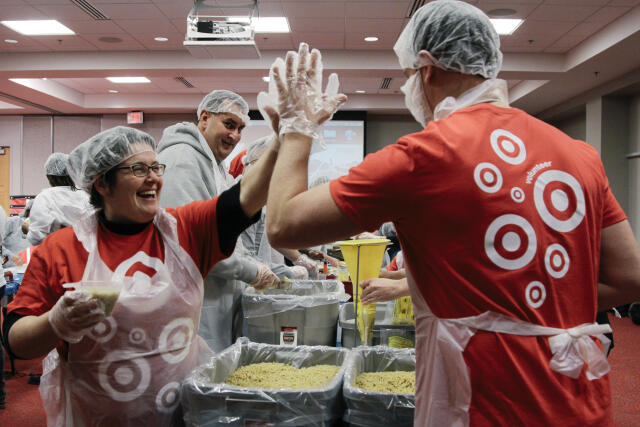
[544,244,570,279]
[156,382,181,413]
[474,162,503,193]
[129,328,147,345]
[525,281,546,309]
[511,187,525,203]
[534,170,585,232]
[88,317,118,343]
[98,350,151,402]
[490,129,526,165]
[158,318,194,364]
[485,214,537,270]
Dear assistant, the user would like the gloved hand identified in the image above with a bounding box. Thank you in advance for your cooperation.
[290,266,308,280]
[258,43,347,140]
[293,254,316,271]
[11,255,24,266]
[250,263,280,290]
[48,290,105,343]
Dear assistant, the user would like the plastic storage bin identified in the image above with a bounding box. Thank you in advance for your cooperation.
[339,302,415,348]
[242,280,348,347]
[181,337,349,426]
[343,346,415,426]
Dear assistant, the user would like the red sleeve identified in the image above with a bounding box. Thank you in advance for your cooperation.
[387,255,399,271]
[228,149,247,178]
[169,197,224,278]
[330,135,439,231]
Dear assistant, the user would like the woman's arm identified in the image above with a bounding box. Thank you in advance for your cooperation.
[7,313,59,359]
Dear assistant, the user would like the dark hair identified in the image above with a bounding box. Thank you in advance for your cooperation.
[46,174,77,189]
[89,168,118,210]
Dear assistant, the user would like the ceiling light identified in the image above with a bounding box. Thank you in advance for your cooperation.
[364,36,378,42]
[109,89,119,93]
[1,20,74,36]
[4,39,18,44]
[355,90,366,94]
[262,76,270,82]
[106,77,151,83]
[42,78,47,80]
[490,19,523,35]
[154,37,168,42]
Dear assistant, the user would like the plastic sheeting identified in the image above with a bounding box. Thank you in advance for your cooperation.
[343,346,415,426]
[181,338,349,426]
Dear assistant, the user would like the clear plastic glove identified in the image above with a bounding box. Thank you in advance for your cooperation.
[290,266,308,280]
[48,290,105,343]
[293,254,316,271]
[11,255,24,266]
[258,42,347,140]
[250,263,280,290]
[354,231,380,240]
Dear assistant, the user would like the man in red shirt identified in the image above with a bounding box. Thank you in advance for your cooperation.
[265,2,640,426]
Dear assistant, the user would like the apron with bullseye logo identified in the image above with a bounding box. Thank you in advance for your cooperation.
[39,211,213,427]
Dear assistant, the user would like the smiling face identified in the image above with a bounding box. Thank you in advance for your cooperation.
[97,148,162,224]
[198,111,245,162]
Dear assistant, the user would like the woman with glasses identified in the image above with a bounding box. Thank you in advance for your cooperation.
[2,125,281,425]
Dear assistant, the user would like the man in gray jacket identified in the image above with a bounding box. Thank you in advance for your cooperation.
[158,90,279,352]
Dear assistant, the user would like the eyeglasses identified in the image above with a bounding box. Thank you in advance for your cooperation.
[114,162,166,177]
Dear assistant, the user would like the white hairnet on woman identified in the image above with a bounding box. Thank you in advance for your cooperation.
[196,89,251,126]
[68,126,155,193]
[394,0,507,127]
[44,152,69,176]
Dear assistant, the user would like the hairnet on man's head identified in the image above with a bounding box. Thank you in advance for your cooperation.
[68,126,156,193]
[242,136,272,166]
[45,152,69,176]
[394,0,502,79]
[197,89,250,126]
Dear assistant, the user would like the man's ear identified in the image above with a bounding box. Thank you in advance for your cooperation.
[93,175,109,198]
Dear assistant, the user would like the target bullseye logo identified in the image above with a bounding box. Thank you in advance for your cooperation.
[98,350,151,402]
[158,318,194,364]
[485,214,537,270]
[544,244,570,279]
[525,281,546,309]
[156,382,181,413]
[474,162,502,193]
[534,170,585,232]
[88,317,117,343]
[129,327,146,345]
[490,129,526,165]
[511,187,525,203]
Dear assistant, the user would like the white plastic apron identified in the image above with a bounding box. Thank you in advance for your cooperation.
[39,211,213,427]
[407,271,612,427]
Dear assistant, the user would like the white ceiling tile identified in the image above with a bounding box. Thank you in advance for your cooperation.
[607,0,640,5]
[132,33,185,50]
[150,77,200,94]
[281,2,346,19]
[479,0,542,3]
[114,18,175,34]
[345,18,405,34]
[63,20,126,35]
[527,5,600,21]
[542,0,609,5]
[346,1,411,19]
[24,0,70,4]
[255,33,295,50]
[0,5,49,20]
[255,1,285,17]
[90,0,153,3]
[93,4,166,20]
[474,2,539,19]
[31,5,97,21]
[170,18,187,33]
[562,21,609,38]
[0,35,50,51]
[288,18,345,33]
[507,20,577,42]
[340,76,386,92]
[584,6,631,24]
[292,32,345,50]
[33,35,99,51]
[345,32,398,50]
[81,33,146,50]
[154,2,193,19]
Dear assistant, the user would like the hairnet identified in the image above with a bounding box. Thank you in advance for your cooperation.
[310,175,331,188]
[242,136,272,166]
[68,126,156,193]
[394,0,502,79]
[196,89,250,126]
[45,152,69,176]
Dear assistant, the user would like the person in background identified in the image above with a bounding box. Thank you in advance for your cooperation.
[27,152,93,246]
[0,205,5,410]
[228,148,247,178]
[2,200,32,268]
[361,251,409,305]
[265,3,640,424]
[3,125,281,425]
[157,90,279,352]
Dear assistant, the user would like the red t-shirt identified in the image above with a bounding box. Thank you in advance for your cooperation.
[331,103,625,425]
[228,149,247,178]
[9,198,224,317]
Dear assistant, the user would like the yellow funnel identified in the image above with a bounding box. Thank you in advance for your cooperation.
[337,238,390,345]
